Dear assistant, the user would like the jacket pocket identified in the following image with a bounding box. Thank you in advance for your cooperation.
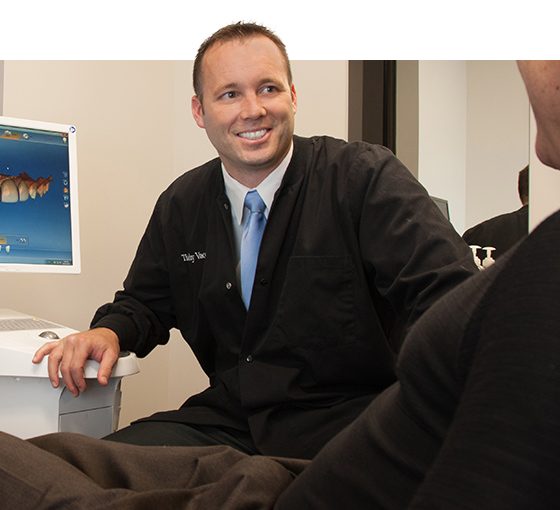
[272,255,356,350]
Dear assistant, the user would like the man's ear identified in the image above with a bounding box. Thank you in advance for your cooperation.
[291,84,298,114]
[191,95,205,129]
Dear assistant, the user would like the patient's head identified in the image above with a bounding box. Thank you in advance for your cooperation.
[518,61,560,170]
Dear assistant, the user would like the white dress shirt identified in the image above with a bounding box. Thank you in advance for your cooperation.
[221,143,293,282]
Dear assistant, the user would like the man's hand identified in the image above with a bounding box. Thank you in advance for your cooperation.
[32,328,120,397]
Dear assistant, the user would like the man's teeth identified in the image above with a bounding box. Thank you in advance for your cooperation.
[239,129,267,140]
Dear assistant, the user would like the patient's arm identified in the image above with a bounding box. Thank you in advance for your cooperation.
[408,232,560,509]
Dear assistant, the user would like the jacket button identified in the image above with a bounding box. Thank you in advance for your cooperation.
[224,203,230,210]
[259,278,268,286]
[245,355,253,363]
[225,281,232,290]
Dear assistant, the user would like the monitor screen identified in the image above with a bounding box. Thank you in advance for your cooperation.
[0,116,80,273]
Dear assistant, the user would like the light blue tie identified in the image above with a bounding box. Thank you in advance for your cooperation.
[240,190,267,309]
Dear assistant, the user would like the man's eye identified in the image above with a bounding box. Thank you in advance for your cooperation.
[222,91,237,99]
[262,85,277,94]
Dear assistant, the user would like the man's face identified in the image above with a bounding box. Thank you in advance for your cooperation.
[518,60,560,170]
[191,36,297,184]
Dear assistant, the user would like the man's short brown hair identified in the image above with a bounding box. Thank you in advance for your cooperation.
[193,22,292,103]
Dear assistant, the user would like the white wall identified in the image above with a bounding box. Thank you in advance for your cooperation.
[2,60,348,427]
[465,61,529,229]
[417,61,467,232]
[399,61,530,236]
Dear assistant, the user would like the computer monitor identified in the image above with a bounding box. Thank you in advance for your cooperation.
[0,116,80,273]
[430,195,450,221]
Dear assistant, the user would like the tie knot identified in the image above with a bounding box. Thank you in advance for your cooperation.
[244,190,266,214]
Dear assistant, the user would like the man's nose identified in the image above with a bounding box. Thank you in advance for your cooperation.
[240,93,266,119]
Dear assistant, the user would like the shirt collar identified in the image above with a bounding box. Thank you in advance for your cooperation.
[222,142,293,225]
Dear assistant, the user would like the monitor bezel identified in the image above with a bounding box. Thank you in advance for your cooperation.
[0,115,81,274]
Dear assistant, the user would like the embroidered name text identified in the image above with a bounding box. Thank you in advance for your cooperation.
[181,252,207,263]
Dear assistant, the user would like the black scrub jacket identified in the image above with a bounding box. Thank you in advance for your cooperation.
[92,135,477,458]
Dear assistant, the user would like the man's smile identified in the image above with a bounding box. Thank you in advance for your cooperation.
[237,128,269,141]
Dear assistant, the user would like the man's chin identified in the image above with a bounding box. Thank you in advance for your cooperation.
[536,140,560,170]
[242,161,277,174]
[238,153,279,172]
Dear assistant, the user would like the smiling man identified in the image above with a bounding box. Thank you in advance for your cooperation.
[34,22,476,459]
[191,34,297,188]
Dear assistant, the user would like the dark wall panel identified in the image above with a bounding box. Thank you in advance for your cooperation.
[348,60,396,152]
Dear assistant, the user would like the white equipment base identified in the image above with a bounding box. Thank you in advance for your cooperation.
[0,309,139,439]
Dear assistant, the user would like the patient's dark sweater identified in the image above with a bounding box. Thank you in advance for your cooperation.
[4,213,560,510]
[276,210,560,509]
